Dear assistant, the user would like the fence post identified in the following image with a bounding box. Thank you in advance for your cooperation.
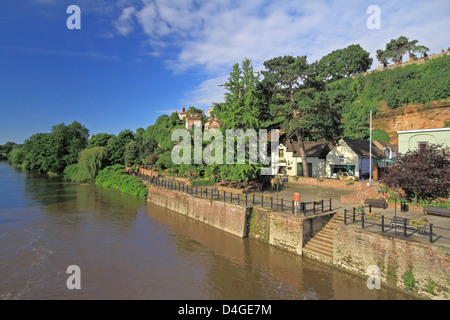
[238,193,240,205]
[231,193,233,203]
[381,215,385,233]
[403,218,407,237]
[271,197,273,209]
[329,199,332,211]
[353,207,356,223]
[321,200,324,213]
[344,209,347,225]
[429,224,433,243]
[362,212,365,229]
[281,198,283,212]
[246,194,248,207]
[292,200,294,214]
[261,195,264,207]
[253,194,255,206]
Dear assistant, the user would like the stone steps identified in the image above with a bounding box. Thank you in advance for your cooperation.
[302,214,340,262]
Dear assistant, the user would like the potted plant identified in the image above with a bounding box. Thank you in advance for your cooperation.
[409,218,427,234]
[366,212,381,221]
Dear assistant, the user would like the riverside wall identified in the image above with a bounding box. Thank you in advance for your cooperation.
[146,184,449,299]
[147,185,333,254]
[333,223,450,300]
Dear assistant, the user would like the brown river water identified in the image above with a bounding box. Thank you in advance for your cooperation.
[0,162,415,300]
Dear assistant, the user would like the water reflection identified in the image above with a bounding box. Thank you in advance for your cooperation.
[0,162,416,300]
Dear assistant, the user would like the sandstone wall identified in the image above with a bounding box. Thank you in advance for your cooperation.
[373,102,450,145]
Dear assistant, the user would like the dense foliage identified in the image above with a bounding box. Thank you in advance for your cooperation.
[95,165,148,199]
[6,39,449,197]
[381,144,450,203]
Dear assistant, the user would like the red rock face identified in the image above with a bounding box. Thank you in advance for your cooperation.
[373,101,450,145]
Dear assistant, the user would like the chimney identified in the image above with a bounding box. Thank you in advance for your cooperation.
[182,107,185,112]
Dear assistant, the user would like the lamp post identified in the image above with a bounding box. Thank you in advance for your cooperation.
[369,109,375,185]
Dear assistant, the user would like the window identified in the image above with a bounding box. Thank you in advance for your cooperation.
[279,149,284,158]
[338,155,345,164]
[417,142,428,152]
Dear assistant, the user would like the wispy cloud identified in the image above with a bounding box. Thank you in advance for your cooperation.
[112,0,450,107]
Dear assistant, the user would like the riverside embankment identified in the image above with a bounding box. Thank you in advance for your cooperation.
[146,181,450,300]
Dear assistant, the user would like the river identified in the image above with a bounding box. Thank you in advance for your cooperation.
[0,162,415,300]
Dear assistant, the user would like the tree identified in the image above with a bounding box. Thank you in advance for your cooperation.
[106,129,134,165]
[124,140,140,166]
[88,133,115,148]
[381,144,450,203]
[77,147,108,181]
[377,36,419,65]
[216,58,261,130]
[316,44,373,82]
[412,45,430,59]
[261,55,314,176]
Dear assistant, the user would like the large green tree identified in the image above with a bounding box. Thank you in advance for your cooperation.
[106,129,134,165]
[376,36,419,65]
[261,55,311,176]
[316,44,373,82]
[215,58,261,130]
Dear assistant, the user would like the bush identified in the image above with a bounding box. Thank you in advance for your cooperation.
[191,178,216,187]
[95,165,148,199]
[62,163,80,182]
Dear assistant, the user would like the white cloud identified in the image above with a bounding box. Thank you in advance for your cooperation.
[112,0,450,106]
[113,7,137,36]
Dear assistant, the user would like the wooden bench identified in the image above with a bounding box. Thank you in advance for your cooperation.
[424,206,450,217]
[365,198,388,209]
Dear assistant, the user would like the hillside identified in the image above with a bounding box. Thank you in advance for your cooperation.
[327,54,450,141]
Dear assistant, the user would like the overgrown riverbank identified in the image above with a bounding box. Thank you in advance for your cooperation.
[63,164,148,199]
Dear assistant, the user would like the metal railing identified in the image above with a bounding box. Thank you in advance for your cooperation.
[139,175,333,216]
[342,207,448,244]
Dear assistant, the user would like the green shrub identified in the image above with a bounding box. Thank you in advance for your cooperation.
[95,165,148,199]
[62,163,80,182]
[191,178,216,187]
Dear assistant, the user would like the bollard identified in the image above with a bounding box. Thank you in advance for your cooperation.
[344,209,347,225]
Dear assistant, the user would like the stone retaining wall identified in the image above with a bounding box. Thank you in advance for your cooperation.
[333,224,450,300]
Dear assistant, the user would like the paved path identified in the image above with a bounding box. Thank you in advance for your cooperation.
[262,182,450,251]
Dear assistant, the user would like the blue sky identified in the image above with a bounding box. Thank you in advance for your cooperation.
[1,0,449,144]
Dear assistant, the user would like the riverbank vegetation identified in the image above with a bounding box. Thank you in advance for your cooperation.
[4,37,449,201]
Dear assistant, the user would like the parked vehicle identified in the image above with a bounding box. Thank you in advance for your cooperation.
[336,172,358,181]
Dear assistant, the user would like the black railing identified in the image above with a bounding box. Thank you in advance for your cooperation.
[343,207,444,243]
[141,176,333,216]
